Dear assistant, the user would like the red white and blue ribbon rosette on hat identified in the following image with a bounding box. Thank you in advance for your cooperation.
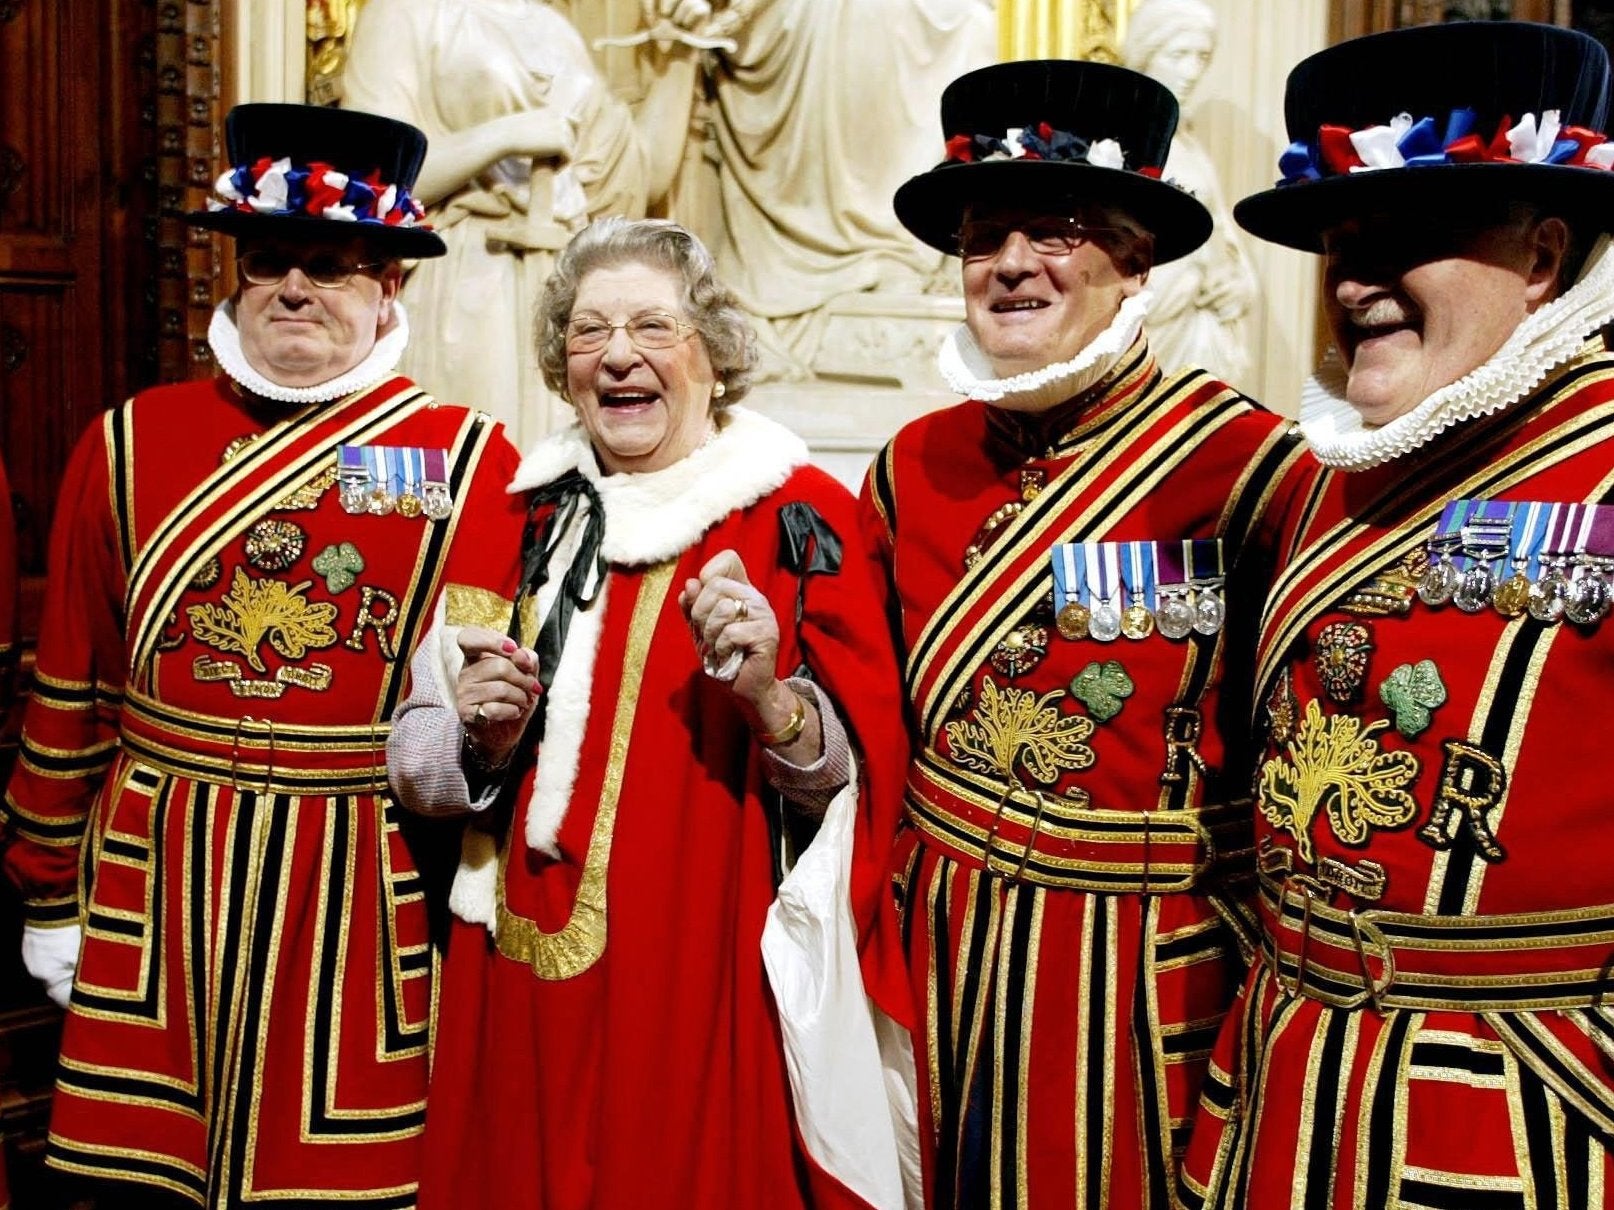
[207,155,432,229]
[1279,107,1614,184]
[944,122,1164,178]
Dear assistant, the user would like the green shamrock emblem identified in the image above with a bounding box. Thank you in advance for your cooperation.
[1378,659,1447,739]
[311,542,366,593]
[1070,660,1134,723]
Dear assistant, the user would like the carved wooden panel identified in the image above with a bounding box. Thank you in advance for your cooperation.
[0,0,225,1199]
[153,0,224,382]
[0,0,66,242]
[0,286,76,577]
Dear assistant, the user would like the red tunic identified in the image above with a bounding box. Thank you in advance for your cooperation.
[1182,342,1614,1208]
[416,458,911,1210]
[0,375,524,1206]
[861,339,1308,1208]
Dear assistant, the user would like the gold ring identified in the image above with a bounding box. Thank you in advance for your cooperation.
[471,703,488,727]
[732,598,749,622]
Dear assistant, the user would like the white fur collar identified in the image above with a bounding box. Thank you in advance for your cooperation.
[937,288,1152,410]
[208,298,410,404]
[509,405,810,565]
[1300,233,1614,470]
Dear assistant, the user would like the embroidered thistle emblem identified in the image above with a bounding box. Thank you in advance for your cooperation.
[1070,660,1134,722]
[1259,699,1420,862]
[1314,620,1374,703]
[1378,660,1447,739]
[312,542,366,593]
[186,567,340,673]
[945,675,1095,785]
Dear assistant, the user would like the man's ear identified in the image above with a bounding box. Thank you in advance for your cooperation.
[1525,216,1571,308]
[376,260,404,325]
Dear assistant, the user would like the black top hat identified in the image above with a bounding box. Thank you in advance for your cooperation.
[1237,22,1614,253]
[893,60,1213,265]
[185,103,447,258]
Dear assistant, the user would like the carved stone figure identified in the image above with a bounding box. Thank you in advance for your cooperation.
[343,0,700,446]
[675,0,998,380]
[1123,0,1260,387]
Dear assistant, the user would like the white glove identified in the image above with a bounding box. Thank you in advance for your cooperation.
[22,922,81,1009]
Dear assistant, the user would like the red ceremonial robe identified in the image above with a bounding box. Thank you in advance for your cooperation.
[399,407,913,1210]
[1182,339,1614,1208]
[862,337,1308,1208]
[0,375,523,1207]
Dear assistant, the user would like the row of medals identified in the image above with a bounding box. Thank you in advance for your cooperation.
[1055,583,1226,642]
[1416,552,1612,624]
[337,475,453,520]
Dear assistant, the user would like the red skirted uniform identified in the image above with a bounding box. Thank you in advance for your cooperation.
[0,455,13,1210]
[0,375,523,1206]
[862,338,1307,1208]
[405,411,912,1210]
[1182,342,1614,1207]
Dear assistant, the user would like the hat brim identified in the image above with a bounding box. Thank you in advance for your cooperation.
[893,160,1214,264]
[184,207,448,259]
[1236,162,1614,253]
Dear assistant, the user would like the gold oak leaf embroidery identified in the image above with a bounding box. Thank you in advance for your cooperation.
[944,675,1096,786]
[1258,698,1419,863]
[186,567,340,673]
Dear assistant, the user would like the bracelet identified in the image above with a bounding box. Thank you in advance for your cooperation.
[462,731,515,776]
[756,694,807,749]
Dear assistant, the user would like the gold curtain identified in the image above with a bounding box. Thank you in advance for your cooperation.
[998,0,1137,63]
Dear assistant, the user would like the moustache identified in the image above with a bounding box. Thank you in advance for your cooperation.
[1348,297,1419,329]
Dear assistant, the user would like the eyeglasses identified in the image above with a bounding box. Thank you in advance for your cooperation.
[237,249,386,289]
[956,217,1127,260]
[565,312,696,354]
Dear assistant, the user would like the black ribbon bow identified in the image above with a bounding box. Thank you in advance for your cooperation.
[507,469,607,739]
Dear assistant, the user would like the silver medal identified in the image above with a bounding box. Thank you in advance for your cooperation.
[1452,563,1494,613]
[1528,564,1569,623]
[1192,587,1225,635]
[1156,591,1195,640]
[1089,597,1122,642]
[1565,569,1612,625]
[1417,556,1460,606]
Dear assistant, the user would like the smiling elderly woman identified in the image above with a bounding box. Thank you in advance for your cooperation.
[385,217,915,1210]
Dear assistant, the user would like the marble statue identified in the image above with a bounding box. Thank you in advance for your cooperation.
[661,0,998,380]
[343,0,702,446]
[1123,0,1260,388]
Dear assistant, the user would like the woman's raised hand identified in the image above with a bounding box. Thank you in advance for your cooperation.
[678,549,779,709]
[456,626,542,770]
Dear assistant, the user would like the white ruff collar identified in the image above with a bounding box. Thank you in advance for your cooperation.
[207,299,410,405]
[1300,233,1614,470]
[937,289,1152,409]
[509,404,809,565]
